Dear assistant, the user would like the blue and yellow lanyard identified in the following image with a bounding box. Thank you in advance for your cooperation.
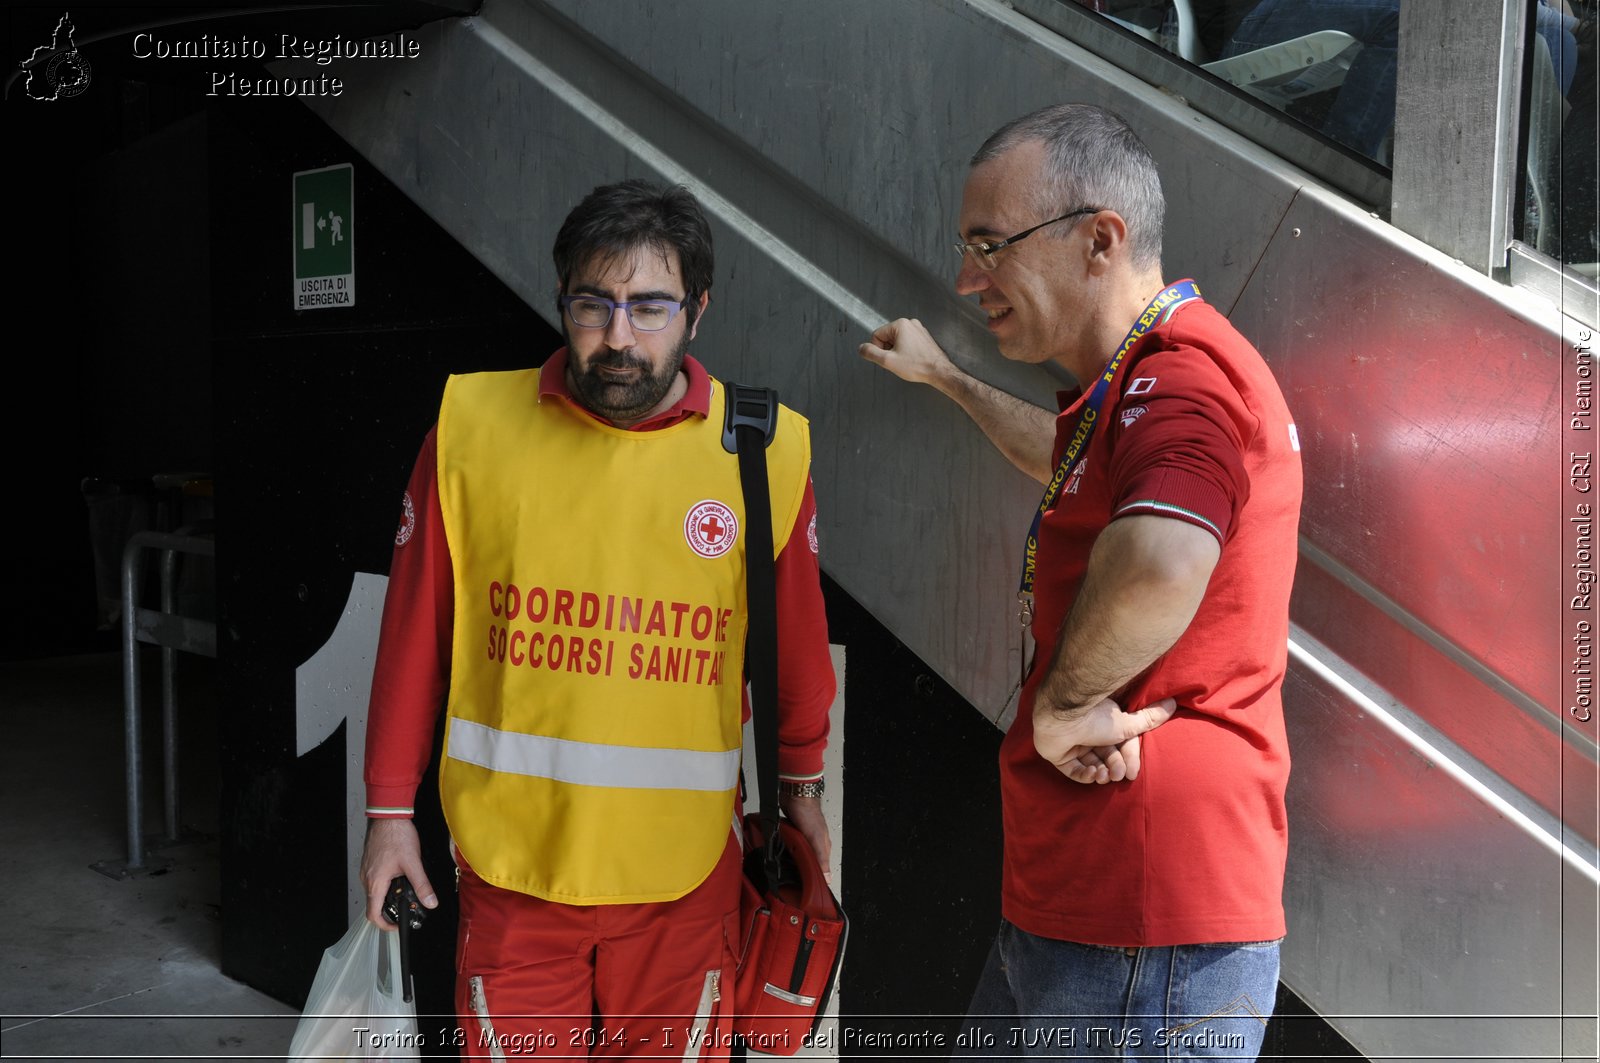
[1016,281,1203,666]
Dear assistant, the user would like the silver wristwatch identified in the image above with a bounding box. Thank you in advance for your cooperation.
[777,778,825,799]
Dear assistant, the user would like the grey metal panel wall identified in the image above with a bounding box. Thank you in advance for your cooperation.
[1234,181,1596,1060]
[1392,0,1523,272]
[536,0,1297,324]
[364,0,1310,724]
[285,0,1595,1058]
[1282,636,1592,1061]
[1232,183,1580,815]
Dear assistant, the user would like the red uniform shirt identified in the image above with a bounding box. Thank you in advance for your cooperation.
[365,351,835,817]
[1002,296,1303,946]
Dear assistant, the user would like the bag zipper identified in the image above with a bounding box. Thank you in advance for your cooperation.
[789,934,814,993]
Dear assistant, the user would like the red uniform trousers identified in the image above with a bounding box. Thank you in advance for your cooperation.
[453,831,743,1061]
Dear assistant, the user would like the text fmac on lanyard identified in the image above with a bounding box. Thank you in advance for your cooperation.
[1016,281,1203,679]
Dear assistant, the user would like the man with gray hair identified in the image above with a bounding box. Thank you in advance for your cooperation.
[861,103,1302,1058]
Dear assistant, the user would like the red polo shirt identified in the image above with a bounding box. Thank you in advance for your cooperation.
[1002,297,1303,946]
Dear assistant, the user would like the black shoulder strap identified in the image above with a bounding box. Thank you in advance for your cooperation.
[724,383,785,891]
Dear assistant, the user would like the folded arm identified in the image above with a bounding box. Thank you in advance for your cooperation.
[1031,514,1219,783]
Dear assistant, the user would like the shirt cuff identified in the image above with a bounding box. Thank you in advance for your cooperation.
[1112,466,1234,544]
[365,783,419,818]
[777,748,826,781]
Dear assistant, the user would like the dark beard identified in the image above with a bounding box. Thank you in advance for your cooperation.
[564,329,690,424]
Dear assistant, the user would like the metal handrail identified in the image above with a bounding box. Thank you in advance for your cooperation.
[112,530,216,874]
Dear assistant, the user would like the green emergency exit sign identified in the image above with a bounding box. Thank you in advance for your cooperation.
[293,164,354,310]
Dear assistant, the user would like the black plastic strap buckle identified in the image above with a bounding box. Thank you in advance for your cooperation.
[722,383,778,454]
[761,812,788,894]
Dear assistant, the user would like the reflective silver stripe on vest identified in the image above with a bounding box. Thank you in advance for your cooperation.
[447,718,740,791]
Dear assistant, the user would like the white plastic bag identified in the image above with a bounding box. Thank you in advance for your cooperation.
[288,915,421,1062]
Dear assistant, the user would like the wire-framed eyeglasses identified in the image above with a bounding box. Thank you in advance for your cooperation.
[560,294,688,332]
[953,207,1102,270]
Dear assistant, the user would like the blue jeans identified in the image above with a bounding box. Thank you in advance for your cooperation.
[956,920,1280,1061]
[1535,1,1578,98]
[1223,0,1399,161]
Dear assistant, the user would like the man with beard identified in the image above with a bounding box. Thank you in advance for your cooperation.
[358,179,835,1060]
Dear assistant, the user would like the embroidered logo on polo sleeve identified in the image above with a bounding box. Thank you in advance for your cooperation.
[1065,458,1087,496]
[685,500,739,558]
[807,513,819,554]
[395,491,416,547]
[1126,376,1157,397]
[1120,404,1149,428]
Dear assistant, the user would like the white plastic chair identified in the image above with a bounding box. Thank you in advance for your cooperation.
[1107,1,1363,109]
[1201,29,1362,106]
[1524,32,1571,257]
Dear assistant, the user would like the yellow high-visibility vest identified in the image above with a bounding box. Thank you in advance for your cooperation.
[436,368,810,904]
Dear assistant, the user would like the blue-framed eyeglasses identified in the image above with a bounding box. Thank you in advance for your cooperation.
[559,294,688,332]
[954,206,1102,270]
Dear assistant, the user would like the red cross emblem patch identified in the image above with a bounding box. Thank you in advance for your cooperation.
[394,490,416,547]
[684,500,739,558]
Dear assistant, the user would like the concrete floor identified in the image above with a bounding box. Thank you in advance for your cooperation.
[0,644,849,1063]
[1,652,297,1062]
[0,646,1364,1062]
